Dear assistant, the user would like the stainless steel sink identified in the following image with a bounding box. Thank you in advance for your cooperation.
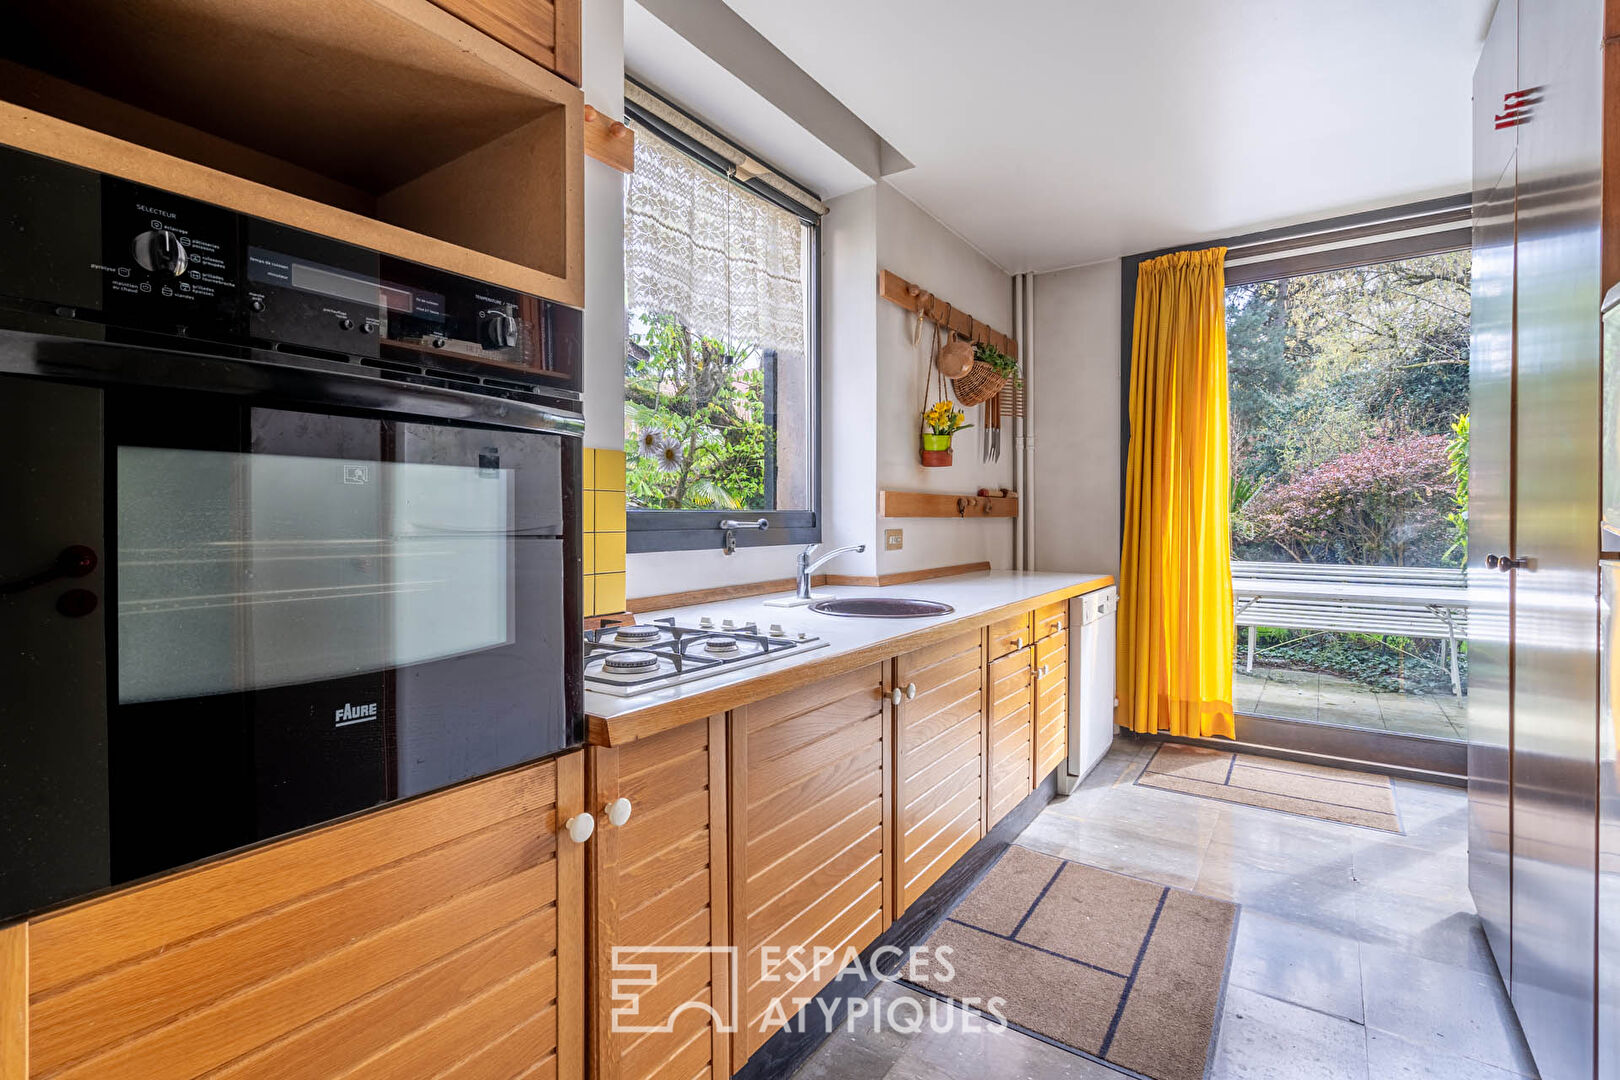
[808,597,955,619]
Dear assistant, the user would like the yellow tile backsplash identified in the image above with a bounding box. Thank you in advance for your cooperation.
[582,448,627,618]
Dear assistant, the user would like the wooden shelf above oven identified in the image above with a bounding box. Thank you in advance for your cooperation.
[0,0,583,306]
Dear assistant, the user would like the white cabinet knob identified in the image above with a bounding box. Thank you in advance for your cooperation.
[1053,622,1064,632]
[604,797,633,827]
[564,812,596,843]
[905,683,918,700]
[1039,665,1050,678]
[1014,637,1024,650]
[891,687,904,706]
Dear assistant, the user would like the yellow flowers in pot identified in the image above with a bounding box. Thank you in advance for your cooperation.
[924,401,971,436]
[921,400,971,466]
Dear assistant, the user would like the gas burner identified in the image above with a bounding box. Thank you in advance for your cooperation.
[609,624,671,646]
[583,616,826,697]
[602,650,660,674]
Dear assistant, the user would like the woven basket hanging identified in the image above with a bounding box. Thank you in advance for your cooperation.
[951,358,1006,407]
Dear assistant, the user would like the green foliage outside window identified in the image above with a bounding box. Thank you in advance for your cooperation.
[624,313,775,511]
[1227,251,1471,566]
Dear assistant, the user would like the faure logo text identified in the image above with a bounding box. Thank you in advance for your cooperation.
[334,702,379,727]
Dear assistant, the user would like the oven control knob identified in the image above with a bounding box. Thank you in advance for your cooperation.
[132,228,188,277]
[480,310,519,349]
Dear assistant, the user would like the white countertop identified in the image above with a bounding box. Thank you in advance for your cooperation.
[585,570,1113,733]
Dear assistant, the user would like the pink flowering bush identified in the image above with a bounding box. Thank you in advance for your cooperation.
[1234,436,1451,565]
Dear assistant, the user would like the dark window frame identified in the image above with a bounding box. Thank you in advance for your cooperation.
[623,98,823,554]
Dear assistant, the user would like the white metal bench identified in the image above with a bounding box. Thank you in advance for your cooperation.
[1230,560,1470,696]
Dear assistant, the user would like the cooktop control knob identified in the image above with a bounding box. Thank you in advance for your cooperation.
[131,228,188,277]
[480,309,518,349]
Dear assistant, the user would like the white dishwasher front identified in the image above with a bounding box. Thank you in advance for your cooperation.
[1057,585,1118,793]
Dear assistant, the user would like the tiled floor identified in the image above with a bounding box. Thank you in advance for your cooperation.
[1234,668,1466,740]
[790,738,1535,1080]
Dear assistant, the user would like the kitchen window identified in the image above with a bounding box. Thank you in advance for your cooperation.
[622,98,821,553]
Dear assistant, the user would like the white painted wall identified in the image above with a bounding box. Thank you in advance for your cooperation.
[581,0,626,450]
[1031,260,1123,576]
[819,185,880,580]
[873,183,1014,575]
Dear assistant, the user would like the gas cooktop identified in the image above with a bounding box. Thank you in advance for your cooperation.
[583,616,828,697]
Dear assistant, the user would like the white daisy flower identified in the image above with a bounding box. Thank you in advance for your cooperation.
[653,434,684,473]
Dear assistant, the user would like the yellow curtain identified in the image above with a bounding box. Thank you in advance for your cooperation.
[1118,247,1235,739]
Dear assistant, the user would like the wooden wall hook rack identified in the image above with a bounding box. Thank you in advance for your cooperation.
[878,270,1019,359]
[584,103,634,173]
[881,489,1019,519]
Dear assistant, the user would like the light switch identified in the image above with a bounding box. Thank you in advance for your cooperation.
[885,529,904,550]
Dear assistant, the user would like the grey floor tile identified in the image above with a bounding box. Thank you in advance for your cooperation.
[1017,814,1208,890]
[1228,910,1364,1023]
[1344,885,1496,974]
[1350,839,1470,903]
[882,998,1121,1080]
[1210,986,1368,1080]
[790,982,920,1079]
[791,744,1518,1080]
[1196,850,1362,936]
[1359,943,1537,1076]
[1364,1028,1536,1079]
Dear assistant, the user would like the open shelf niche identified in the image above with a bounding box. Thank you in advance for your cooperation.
[0,0,583,305]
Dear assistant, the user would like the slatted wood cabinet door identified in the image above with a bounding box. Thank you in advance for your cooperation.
[1034,601,1071,782]
[891,630,986,913]
[13,754,586,1080]
[729,664,891,1063]
[428,0,581,83]
[589,716,731,1080]
[986,637,1036,829]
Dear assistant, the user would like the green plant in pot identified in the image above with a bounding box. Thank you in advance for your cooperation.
[921,400,971,466]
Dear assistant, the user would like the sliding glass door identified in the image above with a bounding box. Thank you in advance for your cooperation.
[1226,249,1471,742]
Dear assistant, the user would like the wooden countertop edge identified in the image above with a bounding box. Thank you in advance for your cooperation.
[586,574,1115,746]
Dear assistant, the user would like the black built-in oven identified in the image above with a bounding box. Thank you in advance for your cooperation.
[0,145,584,922]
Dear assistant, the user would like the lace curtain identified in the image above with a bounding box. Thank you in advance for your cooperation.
[624,126,806,360]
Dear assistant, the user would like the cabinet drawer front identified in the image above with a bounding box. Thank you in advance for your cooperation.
[987,612,1033,658]
[1034,600,1068,640]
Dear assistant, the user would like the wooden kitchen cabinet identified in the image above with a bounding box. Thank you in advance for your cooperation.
[891,630,986,914]
[588,717,731,1080]
[1034,622,1070,782]
[728,664,891,1062]
[428,0,581,83]
[987,610,1033,660]
[986,643,1036,828]
[5,753,586,1080]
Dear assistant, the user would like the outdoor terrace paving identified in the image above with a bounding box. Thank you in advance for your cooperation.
[1234,668,1465,740]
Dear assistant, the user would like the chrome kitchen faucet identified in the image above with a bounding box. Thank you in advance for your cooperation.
[795,542,867,600]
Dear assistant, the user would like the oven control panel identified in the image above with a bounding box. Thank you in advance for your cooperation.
[0,144,582,398]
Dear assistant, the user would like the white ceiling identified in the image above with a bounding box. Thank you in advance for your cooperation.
[719,0,1493,272]
[624,0,874,201]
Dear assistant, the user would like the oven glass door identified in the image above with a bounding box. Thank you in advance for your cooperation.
[0,375,580,918]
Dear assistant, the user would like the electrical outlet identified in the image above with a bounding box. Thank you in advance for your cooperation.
[884,529,904,551]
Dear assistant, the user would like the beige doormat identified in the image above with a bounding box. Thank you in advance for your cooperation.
[1136,742,1402,832]
[912,845,1237,1080]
